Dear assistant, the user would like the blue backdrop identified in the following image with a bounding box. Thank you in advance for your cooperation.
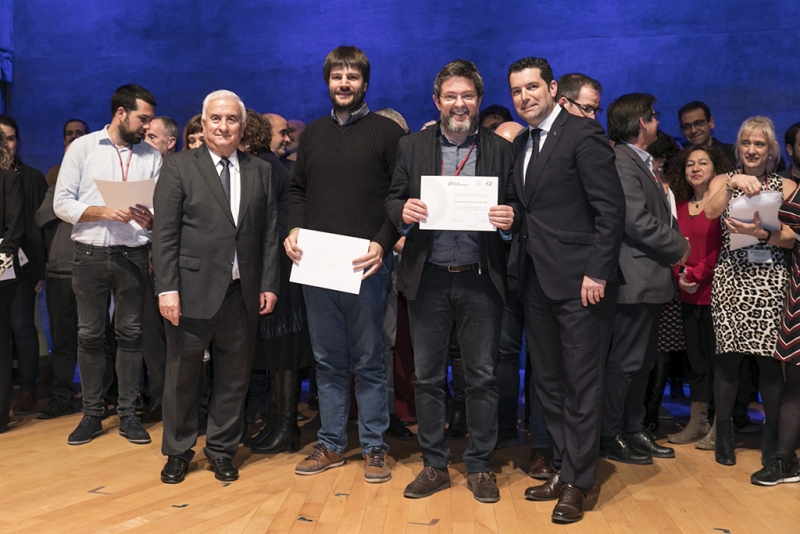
[6,0,800,173]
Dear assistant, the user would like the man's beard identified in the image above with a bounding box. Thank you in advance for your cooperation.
[441,111,476,135]
[119,116,142,145]
[330,87,366,114]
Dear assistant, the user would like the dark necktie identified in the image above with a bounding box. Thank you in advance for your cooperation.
[525,128,542,185]
[220,157,231,201]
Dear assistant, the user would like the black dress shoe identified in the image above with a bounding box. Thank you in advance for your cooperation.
[524,472,564,501]
[552,484,585,524]
[599,434,652,465]
[307,396,319,411]
[161,456,189,484]
[626,429,675,458]
[385,414,413,441]
[140,402,162,423]
[444,410,467,440]
[208,457,239,481]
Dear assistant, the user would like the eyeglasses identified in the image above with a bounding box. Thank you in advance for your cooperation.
[680,118,708,131]
[566,98,602,117]
[440,93,478,103]
[650,111,661,121]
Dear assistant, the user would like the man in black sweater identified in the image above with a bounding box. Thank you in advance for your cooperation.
[285,46,404,483]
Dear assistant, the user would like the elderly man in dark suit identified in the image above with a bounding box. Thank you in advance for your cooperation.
[153,90,280,484]
[386,59,520,504]
[507,57,625,524]
[599,94,690,467]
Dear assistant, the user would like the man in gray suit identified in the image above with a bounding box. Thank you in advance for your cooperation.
[599,94,690,465]
[153,90,280,484]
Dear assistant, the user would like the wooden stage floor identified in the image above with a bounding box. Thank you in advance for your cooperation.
[1,402,799,534]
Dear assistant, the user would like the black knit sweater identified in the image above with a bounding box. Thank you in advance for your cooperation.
[286,112,403,254]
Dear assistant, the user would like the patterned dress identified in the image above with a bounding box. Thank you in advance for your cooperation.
[775,182,800,364]
[711,172,788,357]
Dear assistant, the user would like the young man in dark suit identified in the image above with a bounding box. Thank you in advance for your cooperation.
[508,57,625,523]
[153,90,280,484]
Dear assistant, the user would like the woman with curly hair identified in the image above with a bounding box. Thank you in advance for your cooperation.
[704,116,796,466]
[666,145,732,444]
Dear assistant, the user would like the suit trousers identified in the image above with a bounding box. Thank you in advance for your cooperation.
[602,303,661,438]
[142,273,167,404]
[162,282,254,462]
[0,283,17,430]
[45,277,78,405]
[523,257,616,493]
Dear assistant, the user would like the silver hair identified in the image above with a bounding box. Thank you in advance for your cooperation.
[201,90,247,126]
[375,108,409,134]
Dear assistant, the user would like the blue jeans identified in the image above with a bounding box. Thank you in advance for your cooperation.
[72,243,148,418]
[303,255,392,455]
[407,265,503,472]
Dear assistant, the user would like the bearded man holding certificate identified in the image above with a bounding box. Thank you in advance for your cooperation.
[385,59,520,503]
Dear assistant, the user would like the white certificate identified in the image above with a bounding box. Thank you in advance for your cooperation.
[419,175,498,232]
[95,179,156,210]
[727,191,782,251]
[289,229,369,295]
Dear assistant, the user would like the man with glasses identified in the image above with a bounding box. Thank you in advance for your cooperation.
[556,74,603,120]
[386,59,520,503]
[677,101,736,166]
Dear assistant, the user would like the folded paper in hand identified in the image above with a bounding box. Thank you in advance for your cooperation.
[727,191,782,251]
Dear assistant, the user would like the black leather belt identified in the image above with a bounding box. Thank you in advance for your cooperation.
[229,279,241,286]
[426,263,479,273]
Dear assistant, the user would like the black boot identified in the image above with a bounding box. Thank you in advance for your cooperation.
[644,360,670,432]
[251,369,301,454]
[715,417,736,466]
[761,419,779,466]
[244,371,280,448]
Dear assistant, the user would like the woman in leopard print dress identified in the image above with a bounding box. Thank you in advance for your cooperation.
[705,116,796,467]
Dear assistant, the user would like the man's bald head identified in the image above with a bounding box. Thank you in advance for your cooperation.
[262,113,290,157]
[286,119,306,155]
[493,121,526,143]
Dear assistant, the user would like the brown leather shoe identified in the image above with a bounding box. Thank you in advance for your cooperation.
[528,447,555,480]
[12,390,37,415]
[552,484,585,524]
[467,472,499,503]
[524,472,563,501]
[403,466,451,498]
[295,443,345,475]
[364,449,391,483]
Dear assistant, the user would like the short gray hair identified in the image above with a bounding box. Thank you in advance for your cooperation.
[201,90,247,126]
[375,108,409,134]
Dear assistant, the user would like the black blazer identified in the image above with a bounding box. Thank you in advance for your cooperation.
[385,124,521,301]
[613,143,688,304]
[0,169,24,285]
[152,145,280,320]
[514,109,625,300]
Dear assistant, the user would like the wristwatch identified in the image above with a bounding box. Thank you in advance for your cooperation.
[759,229,772,243]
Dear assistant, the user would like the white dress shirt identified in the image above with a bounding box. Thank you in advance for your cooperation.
[208,149,241,280]
[53,126,162,247]
[523,103,563,180]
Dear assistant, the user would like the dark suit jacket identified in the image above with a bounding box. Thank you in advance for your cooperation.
[0,169,24,285]
[385,123,521,301]
[514,109,625,300]
[614,143,689,304]
[152,145,280,320]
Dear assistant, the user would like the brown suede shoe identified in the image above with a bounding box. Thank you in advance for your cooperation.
[551,484,585,524]
[524,472,563,501]
[12,390,37,415]
[403,466,451,498]
[364,449,391,483]
[467,472,499,503]
[528,447,555,480]
[295,443,345,475]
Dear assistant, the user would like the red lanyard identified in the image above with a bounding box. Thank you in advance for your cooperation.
[441,140,476,176]
[114,145,133,182]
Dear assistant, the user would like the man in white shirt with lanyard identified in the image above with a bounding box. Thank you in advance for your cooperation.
[54,84,161,446]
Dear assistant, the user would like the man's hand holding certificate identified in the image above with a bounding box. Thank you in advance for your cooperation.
[407,175,513,231]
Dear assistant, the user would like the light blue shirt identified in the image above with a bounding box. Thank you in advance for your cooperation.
[54,126,162,247]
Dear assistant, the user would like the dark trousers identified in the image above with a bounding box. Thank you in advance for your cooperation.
[142,273,166,404]
[11,279,40,391]
[0,283,17,429]
[162,283,254,462]
[523,258,616,493]
[681,303,715,403]
[46,277,78,405]
[407,265,502,473]
[72,243,148,418]
[602,303,661,438]
[497,288,523,431]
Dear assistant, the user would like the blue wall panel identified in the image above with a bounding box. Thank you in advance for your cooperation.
[8,0,800,173]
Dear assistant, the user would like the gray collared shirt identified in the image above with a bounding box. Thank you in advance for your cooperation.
[331,102,370,126]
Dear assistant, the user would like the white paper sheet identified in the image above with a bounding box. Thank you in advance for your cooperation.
[95,179,156,210]
[727,191,782,250]
[419,175,498,232]
[289,229,369,295]
[0,239,15,281]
